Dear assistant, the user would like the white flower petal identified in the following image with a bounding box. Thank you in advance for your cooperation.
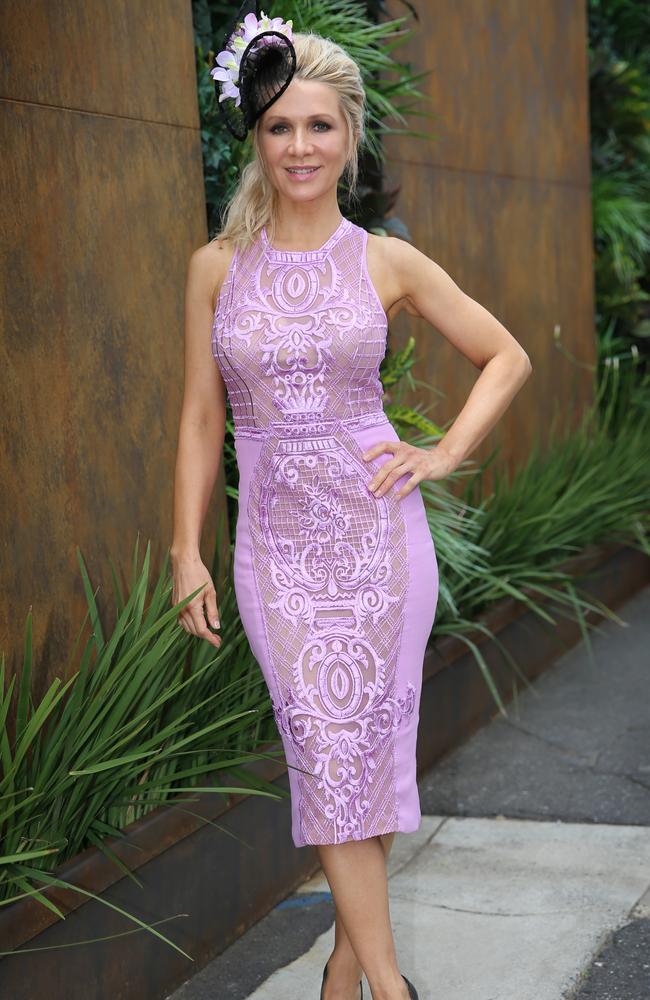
[215,49,237,68]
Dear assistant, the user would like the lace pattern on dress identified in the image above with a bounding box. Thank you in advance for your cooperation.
[212,219,414,843]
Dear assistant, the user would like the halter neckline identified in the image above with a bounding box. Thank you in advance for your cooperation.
[261,216,351,261]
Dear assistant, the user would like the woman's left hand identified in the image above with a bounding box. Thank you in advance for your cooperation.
[362,441,456,500]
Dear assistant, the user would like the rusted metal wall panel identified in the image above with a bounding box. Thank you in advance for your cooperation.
[383,0,595,472]
[0,3,217,688]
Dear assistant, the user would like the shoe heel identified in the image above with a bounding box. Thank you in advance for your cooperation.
[402,973,419,1000]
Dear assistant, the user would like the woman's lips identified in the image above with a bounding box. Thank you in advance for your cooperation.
[285,166,321,180]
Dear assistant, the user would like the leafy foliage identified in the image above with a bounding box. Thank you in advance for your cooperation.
[588,0,650,394]
[0,530,288,953]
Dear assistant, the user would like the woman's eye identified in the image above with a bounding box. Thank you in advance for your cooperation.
[270,122,331,134]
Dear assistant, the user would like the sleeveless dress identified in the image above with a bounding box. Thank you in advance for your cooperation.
[212,215,439,848]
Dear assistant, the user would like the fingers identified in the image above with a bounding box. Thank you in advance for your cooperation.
[367,446,413,498]
[368,463,412,498]
[364,440,433,500]
[172,567,222,648]
[205,593,221,631]
[177,601,222,649]
[178,610,198,636]
[395,470,424,499]
[362,441,392,462]
[362,440,401,495]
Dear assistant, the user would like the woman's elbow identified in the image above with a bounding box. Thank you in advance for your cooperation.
[509,343,533,377]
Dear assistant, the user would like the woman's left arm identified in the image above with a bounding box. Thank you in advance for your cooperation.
[363,237,533,499]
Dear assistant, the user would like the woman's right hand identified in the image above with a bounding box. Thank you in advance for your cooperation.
[171,553,222,649]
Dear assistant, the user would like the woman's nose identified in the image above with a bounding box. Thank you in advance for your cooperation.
[289,130,313,154]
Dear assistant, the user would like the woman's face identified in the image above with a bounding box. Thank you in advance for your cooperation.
[258,77,349,203]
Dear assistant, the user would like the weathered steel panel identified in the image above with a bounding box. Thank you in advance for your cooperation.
[0,1,198,125]
[383,0,594,472]
[0,3,216,687]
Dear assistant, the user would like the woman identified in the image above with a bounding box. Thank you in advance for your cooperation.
[171,6,532,999]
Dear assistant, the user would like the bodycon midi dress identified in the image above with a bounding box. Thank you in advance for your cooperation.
[211,215,439,848]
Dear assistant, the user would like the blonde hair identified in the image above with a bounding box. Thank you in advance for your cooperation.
[211,31,366,250]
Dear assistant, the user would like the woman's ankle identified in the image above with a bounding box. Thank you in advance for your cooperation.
[366,968,408,1000]
[327,945,363,976]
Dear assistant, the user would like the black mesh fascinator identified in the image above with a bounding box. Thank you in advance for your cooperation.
[211,0,297,141]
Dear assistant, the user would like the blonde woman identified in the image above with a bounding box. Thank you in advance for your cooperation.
[172,4,531,998]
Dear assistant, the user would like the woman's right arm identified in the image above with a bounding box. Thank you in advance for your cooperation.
[170,240,233,648]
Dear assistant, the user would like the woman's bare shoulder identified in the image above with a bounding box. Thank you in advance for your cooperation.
[191,236,236,314]
[366,233,446,320]
[365,232,419,319]
[368,232,427,269]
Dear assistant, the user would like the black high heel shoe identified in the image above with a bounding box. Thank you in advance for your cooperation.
[401,973,418,999]
[319,961,363,999]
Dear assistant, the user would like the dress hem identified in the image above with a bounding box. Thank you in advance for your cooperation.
[292,818,422,849]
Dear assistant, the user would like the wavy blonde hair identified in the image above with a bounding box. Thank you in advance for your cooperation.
[211,31,366,250]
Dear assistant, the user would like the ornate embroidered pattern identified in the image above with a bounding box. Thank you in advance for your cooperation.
[212,218,414,843]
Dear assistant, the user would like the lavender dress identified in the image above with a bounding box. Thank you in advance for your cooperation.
[212,216,439,847]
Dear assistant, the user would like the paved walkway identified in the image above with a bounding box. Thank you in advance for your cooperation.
[168,583,650,1000]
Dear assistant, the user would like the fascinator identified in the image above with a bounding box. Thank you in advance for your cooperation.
[211,0,296,141]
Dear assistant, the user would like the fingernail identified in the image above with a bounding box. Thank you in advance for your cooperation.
[212,619,220,628]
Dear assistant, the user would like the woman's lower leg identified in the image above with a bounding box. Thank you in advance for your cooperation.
[323,832,397,997]
[317,831,408,1000]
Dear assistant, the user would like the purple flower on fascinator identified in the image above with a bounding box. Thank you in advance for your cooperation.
[211,9,294,109]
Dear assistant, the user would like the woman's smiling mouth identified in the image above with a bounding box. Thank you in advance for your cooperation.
[285,166,321,179]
